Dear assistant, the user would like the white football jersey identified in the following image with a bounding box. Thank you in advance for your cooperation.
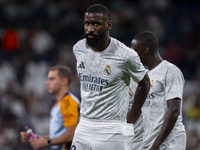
[73,37,146,122]
[142,60,186,147]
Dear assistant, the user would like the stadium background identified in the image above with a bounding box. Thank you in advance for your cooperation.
[0,0,200,149]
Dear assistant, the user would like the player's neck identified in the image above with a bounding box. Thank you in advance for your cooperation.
[148,54,163,70]
[92,36,110,52]
[55,88,69,103]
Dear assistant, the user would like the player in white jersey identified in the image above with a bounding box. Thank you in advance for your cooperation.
[71,4,150,150]
[131,31,186,150]
[128,79,144,150]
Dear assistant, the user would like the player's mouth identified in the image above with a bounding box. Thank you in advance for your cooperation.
[86,33,97,39]
[87,35,94,38]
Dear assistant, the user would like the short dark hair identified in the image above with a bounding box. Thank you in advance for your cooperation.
[49,65,73,86]
[85,4,110,20]
[134,31,159,51]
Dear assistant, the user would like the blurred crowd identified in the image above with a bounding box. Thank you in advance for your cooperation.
[0,0,200,150]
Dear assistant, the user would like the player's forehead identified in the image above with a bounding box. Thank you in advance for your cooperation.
[48,70,59,77]
[84,13,108,21]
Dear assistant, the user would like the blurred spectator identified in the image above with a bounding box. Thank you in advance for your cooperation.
[2,29,19,52]
[1,28,19,62]
[23,61,49,97]
[30,28,54,62]
[163,39,183,65]
[0,62,16,93]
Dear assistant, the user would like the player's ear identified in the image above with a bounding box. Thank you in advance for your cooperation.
[62,78,68,86]
[107,21,113,30]
[144,46,149,55]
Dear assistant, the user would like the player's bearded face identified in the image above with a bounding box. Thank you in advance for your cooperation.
[86,30,106,48]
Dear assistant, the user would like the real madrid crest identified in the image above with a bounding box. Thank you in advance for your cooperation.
[150,80,154,88]
[104,64,111,76]
[129,88,133,98]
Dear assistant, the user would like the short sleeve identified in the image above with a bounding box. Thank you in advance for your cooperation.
[60,96,79,127]
[125,51,146,83]
[73,42,78,58]
[165,66,185,101]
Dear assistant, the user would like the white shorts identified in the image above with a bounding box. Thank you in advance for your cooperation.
[160,129,186,150]
[130,114,143,150]
[144,125,186,150]
[71,117,134,150]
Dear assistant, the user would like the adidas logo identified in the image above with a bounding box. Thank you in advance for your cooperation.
[78,61,85,69]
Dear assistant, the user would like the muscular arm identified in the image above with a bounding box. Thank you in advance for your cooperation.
[150,98,181,150]
[127,73,150,124]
